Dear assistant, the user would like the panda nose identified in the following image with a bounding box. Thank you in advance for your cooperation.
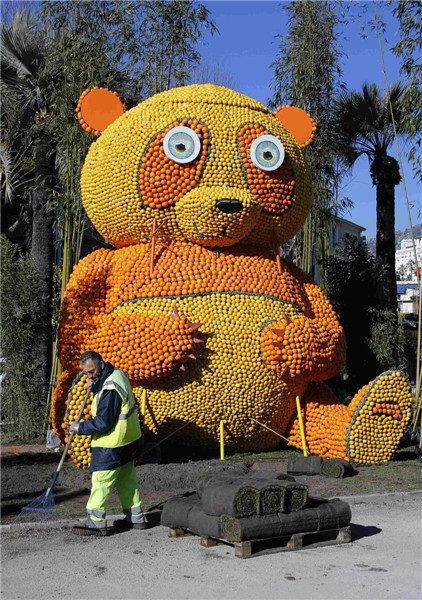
[215,198,244,214]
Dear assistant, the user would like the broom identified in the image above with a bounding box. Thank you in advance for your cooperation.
[13,388,91,526]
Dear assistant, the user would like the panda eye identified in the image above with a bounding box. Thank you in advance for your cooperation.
[250,134,285,171]
[163,126,201,164]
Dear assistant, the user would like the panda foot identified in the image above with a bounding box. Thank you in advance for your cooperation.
[345,371,413,464]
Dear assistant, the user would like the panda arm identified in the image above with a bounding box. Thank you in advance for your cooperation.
[57,250,198,380]
[261,279,346,383]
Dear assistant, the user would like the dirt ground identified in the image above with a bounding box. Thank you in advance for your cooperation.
[1,443,422,524]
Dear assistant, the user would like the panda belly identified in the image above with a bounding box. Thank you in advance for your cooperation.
[114,292,307,450]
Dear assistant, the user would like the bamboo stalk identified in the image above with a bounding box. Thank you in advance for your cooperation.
[374,7,419,282]
[373,2,421,446]
[411,367,422,435]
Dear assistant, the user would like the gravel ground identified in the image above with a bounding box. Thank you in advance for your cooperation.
[2,493,421,600]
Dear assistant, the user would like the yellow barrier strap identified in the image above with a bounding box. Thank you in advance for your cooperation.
[250,416,290,444]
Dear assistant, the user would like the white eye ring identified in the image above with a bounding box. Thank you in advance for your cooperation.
[250,134,285,171]
[163,126,201,164]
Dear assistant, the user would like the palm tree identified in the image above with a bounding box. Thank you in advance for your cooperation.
[335,82,408,318]
[1,10,55,405]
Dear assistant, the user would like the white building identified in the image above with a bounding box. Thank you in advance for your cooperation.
[313,216,366,283]
[397,283,420,314]
[395,237,422,280]
[330,216,366,255]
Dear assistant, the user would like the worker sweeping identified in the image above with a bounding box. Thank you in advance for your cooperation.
[71,350,145,536]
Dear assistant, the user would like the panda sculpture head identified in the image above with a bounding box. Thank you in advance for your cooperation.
[78,84,316,249]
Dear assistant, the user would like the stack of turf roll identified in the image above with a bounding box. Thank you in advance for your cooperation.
[160,472,351,546]
[287,455,356,478]
[287,455,323,476]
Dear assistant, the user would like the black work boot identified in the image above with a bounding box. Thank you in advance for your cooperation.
[113,518,147,531]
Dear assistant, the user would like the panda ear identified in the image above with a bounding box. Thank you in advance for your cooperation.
[75,87,125,136]
[274,105,316,148]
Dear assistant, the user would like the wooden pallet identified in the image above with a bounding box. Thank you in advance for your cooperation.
[168,526,351,559]
[169,527,193,538]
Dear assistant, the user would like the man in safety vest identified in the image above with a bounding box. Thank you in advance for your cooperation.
[71,350,145,536]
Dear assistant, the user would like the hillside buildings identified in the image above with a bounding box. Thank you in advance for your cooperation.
[395,237,422,280]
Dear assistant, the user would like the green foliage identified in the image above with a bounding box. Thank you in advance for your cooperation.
[1,9,49,224]
[269,0,350,280]
[39,0,143,247]
[368,308,406,371]
[0,235,44,439]
[140,0,217,95]
[335,82,409,173]
[190,59,238,89]
[1,10,55,406]
[396,259,416,281]
[1,9,48,149]
[334,81,411,318]
[324,235,410,391]
[391,0,422,182]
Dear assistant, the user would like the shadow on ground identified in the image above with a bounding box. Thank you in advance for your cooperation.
[350,523,382,541]
[1,453,60,467]
[1,487,90,516]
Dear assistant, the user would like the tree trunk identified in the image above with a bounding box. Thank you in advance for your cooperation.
[31,130,55,407]
[373,154,401,366]
[373,155,401,316]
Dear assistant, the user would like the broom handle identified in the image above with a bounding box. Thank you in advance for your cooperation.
[47,388,91,494]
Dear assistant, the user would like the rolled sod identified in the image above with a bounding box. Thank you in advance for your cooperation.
[220,497,351,543]
[196,474,238,499]
[287,455,322,475]
[315,498,352,530]
[285,483,309,512]
[187,503,221,539]
[240,479,288,514]
[244,478,308,513]
[244,470,296,482]
[198,474,308,515]
[200,476,260,517]
[160,493,199,529]
[260,485,287,515]
[321,458,355,479]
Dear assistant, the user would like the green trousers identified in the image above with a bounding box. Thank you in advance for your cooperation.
[86,460,144,529]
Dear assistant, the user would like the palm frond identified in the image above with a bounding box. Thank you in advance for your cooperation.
[0,144,16,203]
[335,80,411,164]
[0,10,45,81]
[0,142,32,204]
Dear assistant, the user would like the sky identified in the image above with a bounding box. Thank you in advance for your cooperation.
[200,0,421,240]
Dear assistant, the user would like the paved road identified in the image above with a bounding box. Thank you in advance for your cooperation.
[2,494,421,600]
